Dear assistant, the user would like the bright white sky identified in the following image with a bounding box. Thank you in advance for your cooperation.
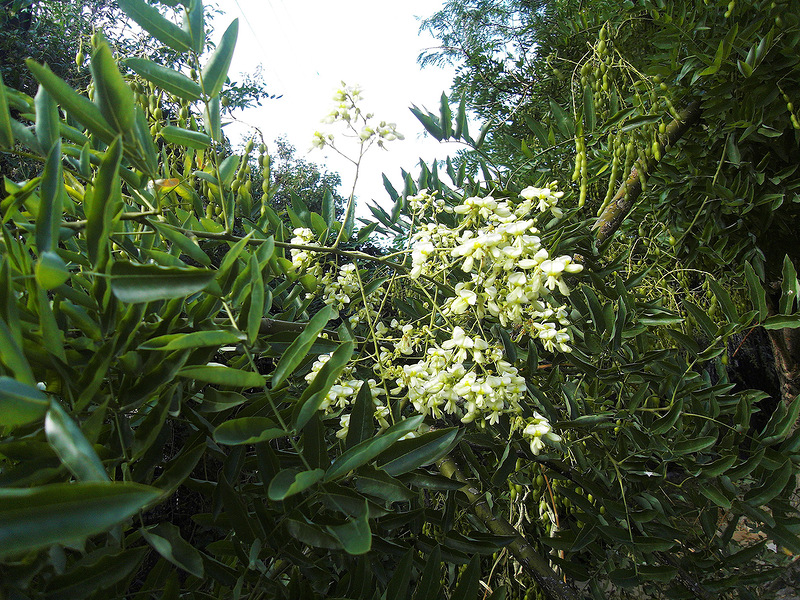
[213,0,464,214]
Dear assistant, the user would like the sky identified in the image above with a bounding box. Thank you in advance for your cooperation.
[213,0,465,214]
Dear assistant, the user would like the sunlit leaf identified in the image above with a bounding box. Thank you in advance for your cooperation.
[45,400,109,482]
[124,58,201,101]
[201,19,238,97]
[117,0,192,52]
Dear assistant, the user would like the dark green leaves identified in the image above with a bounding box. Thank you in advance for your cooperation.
[0,483,161,559]
[26,60,115,143]
[178,365,265,388]
[268,468,325,501]
[110,261,216,302]
[213,417,287,445]
[377,428,460,476]
[141,522,204,578]
[0,73,13,148]
[325,415,424,482]
[0,377,49,427]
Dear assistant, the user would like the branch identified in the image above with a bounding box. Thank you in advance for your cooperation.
[437,456,582,600]
[593,100,702,247]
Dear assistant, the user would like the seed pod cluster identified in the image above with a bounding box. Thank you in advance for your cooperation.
[781,89,800,129]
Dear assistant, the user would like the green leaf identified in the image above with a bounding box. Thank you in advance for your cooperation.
[744,459,792,507]
[327,499,372,555]
[159,124,211,149]
[36,140,65,254]
[213,417,287,445]
[271,305,334,389]
[707,278,739,323]
[619,114,663,132]
[35,85,60,150]
[325,415,424,482]
[410,104,444,141]
[412,544,442,600]
[672,435,716,456]
[184,0,205,53]
[45,400,109,482]
[201,19,238,97]
[285,517,340,550]
[124,58,201,102]
[762,316,800,330]
[0,482,161,559]
[651,399,683,434]
[583,84,596,132]
[452,554,480,600]
[385,548,414,600]
[354,467,416,502]
[377,428,460,476]
[151,223,211,266]
[36,250,70,290]
[86,135,122,267]
[780,255,799,315]
[44,547,147,599]
[110,261,215,302]
[204,95,221,141]
[140,330,243,350]
[117,0,192,52]
[90,40,135,133]
[0,376,49,427]
[27,60,115,145]
[141,522,204,578]
[454,97,467,140]
[744,261,767,321]
[700,483,732,510]
[267,468,325,501]
[0,73,14,149]
[549,98,571,137]
[440,92,453,139]
[294,340,354,431]
[346,379,374,449]
[177,365,265,388]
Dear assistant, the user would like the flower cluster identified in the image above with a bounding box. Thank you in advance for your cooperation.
[289,227,318,273]
[407,186,582,348]
[304,352,394,438]
[311,82,403,150]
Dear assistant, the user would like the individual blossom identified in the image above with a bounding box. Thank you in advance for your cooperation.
[523,412,562,455]
[519,183,565,219]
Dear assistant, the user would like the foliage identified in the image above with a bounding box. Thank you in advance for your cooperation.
[1,2,800,600]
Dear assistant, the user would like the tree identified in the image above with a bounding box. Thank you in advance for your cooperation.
[264,137,347,218]
[2,2,800,600]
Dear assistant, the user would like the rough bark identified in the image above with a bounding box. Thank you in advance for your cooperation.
[593,100,702,247]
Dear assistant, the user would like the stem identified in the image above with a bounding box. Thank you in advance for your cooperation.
[593,100,702,247]
[437,455,581,600]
